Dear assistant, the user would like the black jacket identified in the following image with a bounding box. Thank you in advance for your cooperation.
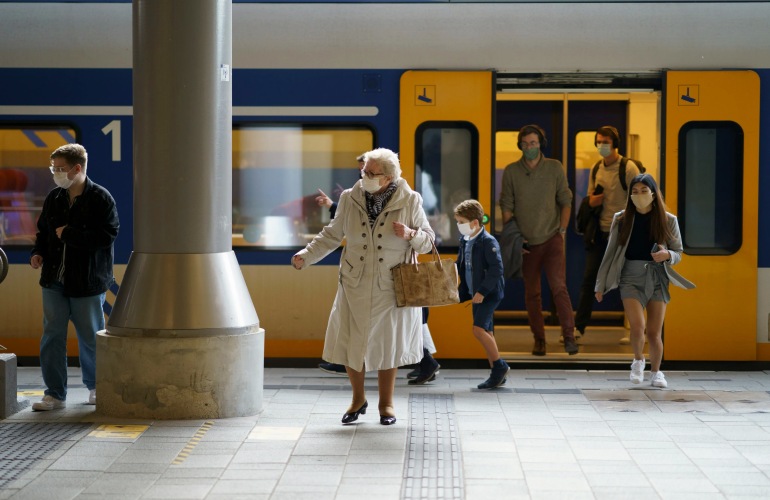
[32,177,119,297]
[456,228,505,303]
[576,196,602,248]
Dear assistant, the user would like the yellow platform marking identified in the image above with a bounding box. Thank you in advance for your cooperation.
[171,421,214,465]
[18,390,44,397]
[248,426,303,441]
[89,424,149,439]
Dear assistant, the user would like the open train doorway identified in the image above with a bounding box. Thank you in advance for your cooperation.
[492,73,663,362]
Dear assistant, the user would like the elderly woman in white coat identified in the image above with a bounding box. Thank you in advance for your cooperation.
[292,148,435,425]
[595,174,694,389]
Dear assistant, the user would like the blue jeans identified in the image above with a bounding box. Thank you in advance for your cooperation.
[41,282,105,400]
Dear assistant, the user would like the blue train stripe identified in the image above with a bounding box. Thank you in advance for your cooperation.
[58,130,76,143]
[21,130,46,148]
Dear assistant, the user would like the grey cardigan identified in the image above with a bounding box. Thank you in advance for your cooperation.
[595,210,695,294]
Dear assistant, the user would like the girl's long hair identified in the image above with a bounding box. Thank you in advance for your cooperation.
[617,173,674,246]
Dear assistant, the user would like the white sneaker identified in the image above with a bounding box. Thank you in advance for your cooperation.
[630,358,645,384]
[619,334,631,345]
[32,395,66,411]
[87,389,96,405]
[651,371,668,388]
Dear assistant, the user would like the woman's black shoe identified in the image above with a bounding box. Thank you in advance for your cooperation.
[341,401,368,424]
[406,367,420,379]
[408,363,440,385]
[380,415,397,425]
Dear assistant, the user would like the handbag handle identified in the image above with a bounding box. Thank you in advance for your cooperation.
[405,239,441,266]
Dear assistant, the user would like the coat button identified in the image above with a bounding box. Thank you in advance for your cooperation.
[377,246,382,250]
[362,233,366,238]
[378,234,382,238]
[363,245,367,249]
[360,256,365,261]
[380,222,384,226]
[379,258,383,262]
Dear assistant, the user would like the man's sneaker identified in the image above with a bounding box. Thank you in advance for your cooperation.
[630,358,645,384]
[564,337,579,355]
[319,362,347,375]
[32,395,65,411]
[560,331,582,343]
[87,389,96,405]
[650,371,668,388]
[619,334,631,345]
[532,339,546,356]
[406,367,421,379]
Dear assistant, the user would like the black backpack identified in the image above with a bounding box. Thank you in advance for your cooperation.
[591,157,646,191]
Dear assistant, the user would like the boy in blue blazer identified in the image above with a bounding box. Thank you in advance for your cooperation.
[455,200,510,389]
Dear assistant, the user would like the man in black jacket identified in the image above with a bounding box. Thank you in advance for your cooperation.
[574,126,640,341]
[29,144,119,411]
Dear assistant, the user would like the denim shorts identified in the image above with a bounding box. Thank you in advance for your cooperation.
[472,292,502,332]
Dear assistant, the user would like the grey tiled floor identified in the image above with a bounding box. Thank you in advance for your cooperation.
[3,367,770,499]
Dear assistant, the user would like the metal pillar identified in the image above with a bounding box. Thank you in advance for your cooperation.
[97,0,263,419]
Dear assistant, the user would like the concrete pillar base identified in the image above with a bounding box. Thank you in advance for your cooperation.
[1,353,30,418]
[96,328,263,419]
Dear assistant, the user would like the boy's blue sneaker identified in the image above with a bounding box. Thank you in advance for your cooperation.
[477,359,510,389]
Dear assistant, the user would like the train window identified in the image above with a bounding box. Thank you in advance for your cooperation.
[415,123,478,249]
[0,127,76,246]
[232,125,373,248]
[678,121,743,255]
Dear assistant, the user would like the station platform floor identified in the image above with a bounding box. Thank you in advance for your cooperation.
[3,366,770,499]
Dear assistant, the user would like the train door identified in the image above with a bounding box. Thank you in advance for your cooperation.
[493,88,661,360]
[494,97,628,313]
[663,71,760,361]
[399,70,494,359]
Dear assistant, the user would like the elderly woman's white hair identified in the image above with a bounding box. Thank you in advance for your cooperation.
[363,148,401,180]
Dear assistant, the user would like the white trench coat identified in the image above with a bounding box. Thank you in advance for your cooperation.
[295,178,435,371]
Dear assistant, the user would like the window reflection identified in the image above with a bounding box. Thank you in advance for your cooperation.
[0,127,75,246]
[416,125,476,248]
[232,125,373,248]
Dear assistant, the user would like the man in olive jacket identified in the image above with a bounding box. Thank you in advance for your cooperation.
[30,144,119,411]
[499,125,578,357]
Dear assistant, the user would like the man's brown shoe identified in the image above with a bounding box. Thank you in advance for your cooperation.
[532,338,546,356]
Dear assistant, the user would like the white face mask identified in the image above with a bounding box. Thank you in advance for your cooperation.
[361,176,382,194]
[457,222,474,236]
[53,171,74,189]
[597,144,613,158]
[630,191,654,210]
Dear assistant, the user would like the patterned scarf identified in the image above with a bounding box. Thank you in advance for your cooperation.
[365,182,398,227]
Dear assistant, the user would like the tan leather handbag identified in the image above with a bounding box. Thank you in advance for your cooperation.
[391,242,460,307]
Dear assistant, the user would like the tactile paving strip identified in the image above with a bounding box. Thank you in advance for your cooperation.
[0,423,91,487]
[402,394,463,500]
